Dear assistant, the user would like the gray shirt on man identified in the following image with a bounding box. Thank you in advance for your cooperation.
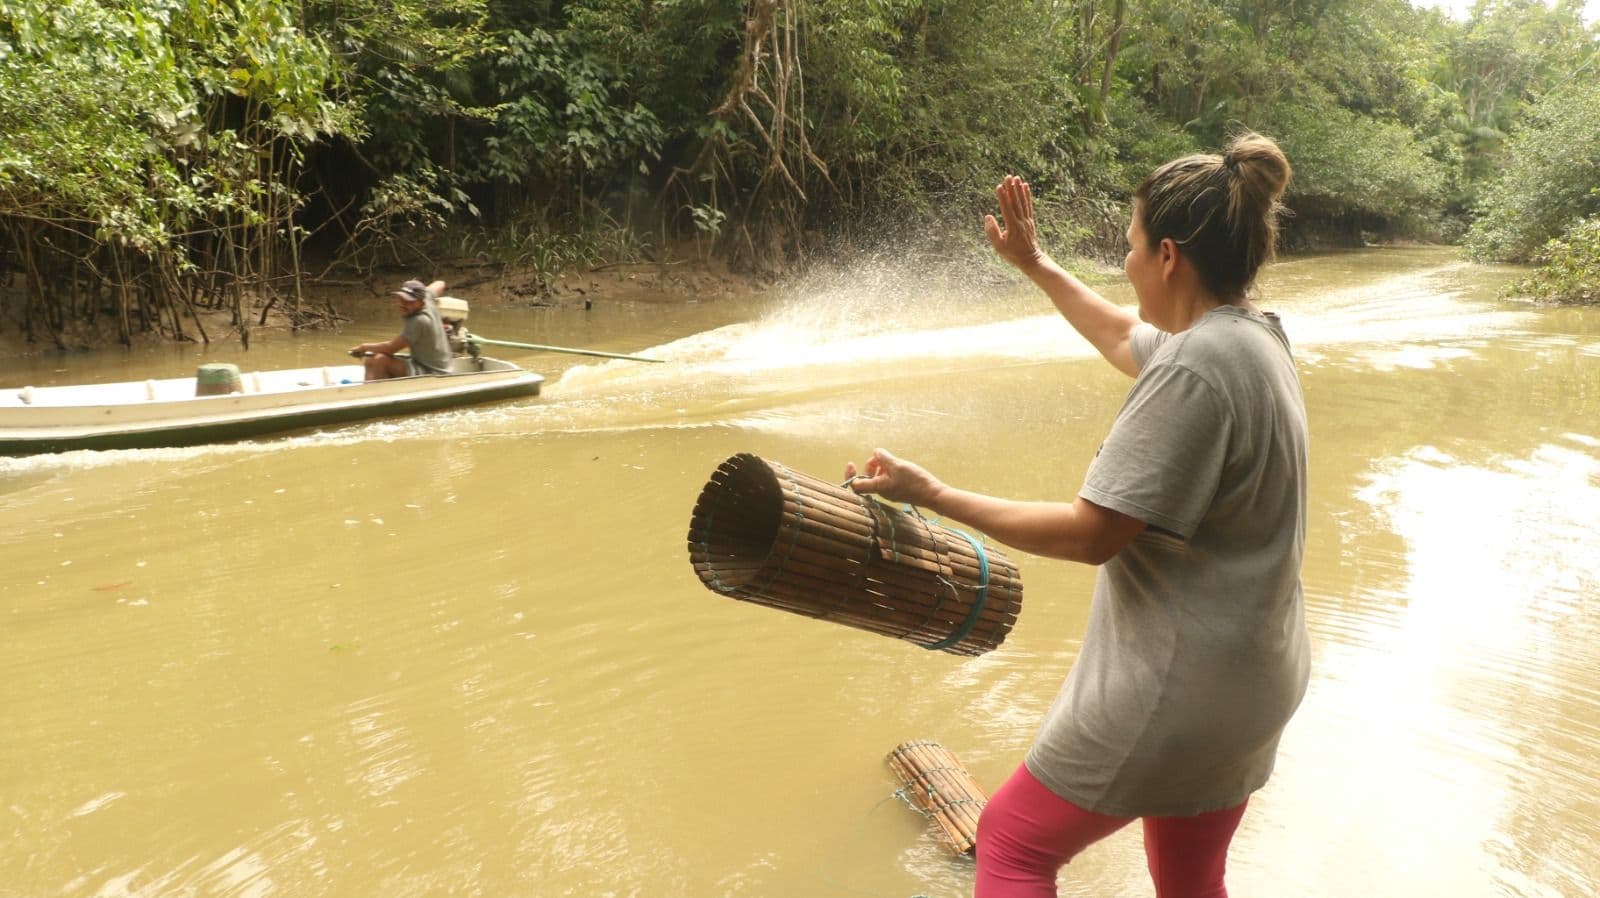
[402,303,452,375]
[1025,305,1311,817]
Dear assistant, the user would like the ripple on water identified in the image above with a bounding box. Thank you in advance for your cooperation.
[1305,439,1600,896]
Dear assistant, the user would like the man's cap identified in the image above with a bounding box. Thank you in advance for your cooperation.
[395,280,430,302]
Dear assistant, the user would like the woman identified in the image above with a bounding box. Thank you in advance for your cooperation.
[847,133,1308,898]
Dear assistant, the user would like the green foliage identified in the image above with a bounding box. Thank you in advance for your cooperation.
[0,0,354,343]
[1507,215,1600,305]
[562,0,745,132]
[1428,0,1594,213]
[1102,90,1201,194]
[802,2,912,167]
[1268,98,1450,222]
[801,1,1087,226]
[469,27,664,188]
[1,0,195,248]
[1467,77,1600,262]
[1438,0,1591,133]
[1110,0,1460,237]
[0,0,348,243]
[1120,0,1267,136]
[451,213,649,294]
[302,0,489,175]
[331,167,464,272]
[690,204,726,235]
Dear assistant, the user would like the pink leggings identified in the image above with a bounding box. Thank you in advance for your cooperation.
[974,765,1247,898]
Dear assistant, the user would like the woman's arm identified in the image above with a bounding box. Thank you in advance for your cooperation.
[1014,255,1141,378]
[985,176,1141,378]
[846,449,1147,566]
[921,487,1147,565]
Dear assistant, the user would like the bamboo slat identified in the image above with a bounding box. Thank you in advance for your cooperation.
[686,453,1023,656]
[886,740,989,856]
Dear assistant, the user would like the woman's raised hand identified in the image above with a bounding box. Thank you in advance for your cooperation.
[844,449,944,508]
[983,175,1045,270]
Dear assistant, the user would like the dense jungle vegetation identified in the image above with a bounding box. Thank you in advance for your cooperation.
[1,0,1597,346]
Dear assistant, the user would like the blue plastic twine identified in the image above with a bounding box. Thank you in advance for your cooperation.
[919,526,991,652]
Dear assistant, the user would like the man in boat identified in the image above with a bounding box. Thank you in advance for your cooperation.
[349,279,453,380]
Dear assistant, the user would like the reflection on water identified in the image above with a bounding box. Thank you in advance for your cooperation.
[2,247,1599,897]
[1275,439,1600,898]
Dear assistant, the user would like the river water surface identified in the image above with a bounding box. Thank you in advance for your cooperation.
[2,247,1598,898]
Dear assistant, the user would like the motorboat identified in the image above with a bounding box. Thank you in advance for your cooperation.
[0,294,555,454]
[0,354,542,454]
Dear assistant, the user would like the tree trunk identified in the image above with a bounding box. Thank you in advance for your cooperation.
[1097,0,1126,119]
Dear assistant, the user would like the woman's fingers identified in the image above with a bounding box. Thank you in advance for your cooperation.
[844,457,882,493]
[868,447,898,475]
[1010,176,1031,206]
[995,177,1029,229]
[987,175,1040,269]
[983,214,1004,249]
[995,178,1014,217]
[848,469,888,495]
[1001,176,1031,225]
[846,449,896,495]
[846,449,943,507]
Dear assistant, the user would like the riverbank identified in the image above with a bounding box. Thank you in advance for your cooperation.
[0,255,763,360]
[422,256,762,311]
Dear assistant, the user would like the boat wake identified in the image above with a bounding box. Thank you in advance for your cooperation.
[0,426,394,476]
[557,314,1091,392]
[555,253,1531,396]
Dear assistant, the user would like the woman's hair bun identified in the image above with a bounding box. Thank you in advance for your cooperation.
[1223,132,1291,203]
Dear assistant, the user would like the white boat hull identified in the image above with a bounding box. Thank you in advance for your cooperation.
[1,357,543,454]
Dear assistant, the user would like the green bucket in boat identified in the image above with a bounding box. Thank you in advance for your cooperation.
[195,363,243,397]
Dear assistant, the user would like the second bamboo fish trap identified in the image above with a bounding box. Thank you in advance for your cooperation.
[886,740,989,856]
[686,453,1022,656]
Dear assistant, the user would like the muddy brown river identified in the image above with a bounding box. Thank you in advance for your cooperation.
[2,246,1597,897]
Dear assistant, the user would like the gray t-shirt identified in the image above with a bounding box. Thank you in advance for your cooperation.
[1025,305,1310,817]
[402,303,452,375]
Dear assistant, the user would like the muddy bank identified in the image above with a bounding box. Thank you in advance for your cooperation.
[0,256,763,361]
[415,257,760,311]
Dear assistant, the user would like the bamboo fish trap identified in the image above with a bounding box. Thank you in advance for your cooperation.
[686,453,1022,656]
[886,740,989,856]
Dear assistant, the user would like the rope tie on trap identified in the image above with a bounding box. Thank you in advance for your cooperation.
[901,506,992,653]
[836,474,998,653]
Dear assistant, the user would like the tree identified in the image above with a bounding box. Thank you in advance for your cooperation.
[1468,75,1600,262]
[0,0,352,345]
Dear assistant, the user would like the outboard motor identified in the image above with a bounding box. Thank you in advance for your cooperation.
[436,296,479,359]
